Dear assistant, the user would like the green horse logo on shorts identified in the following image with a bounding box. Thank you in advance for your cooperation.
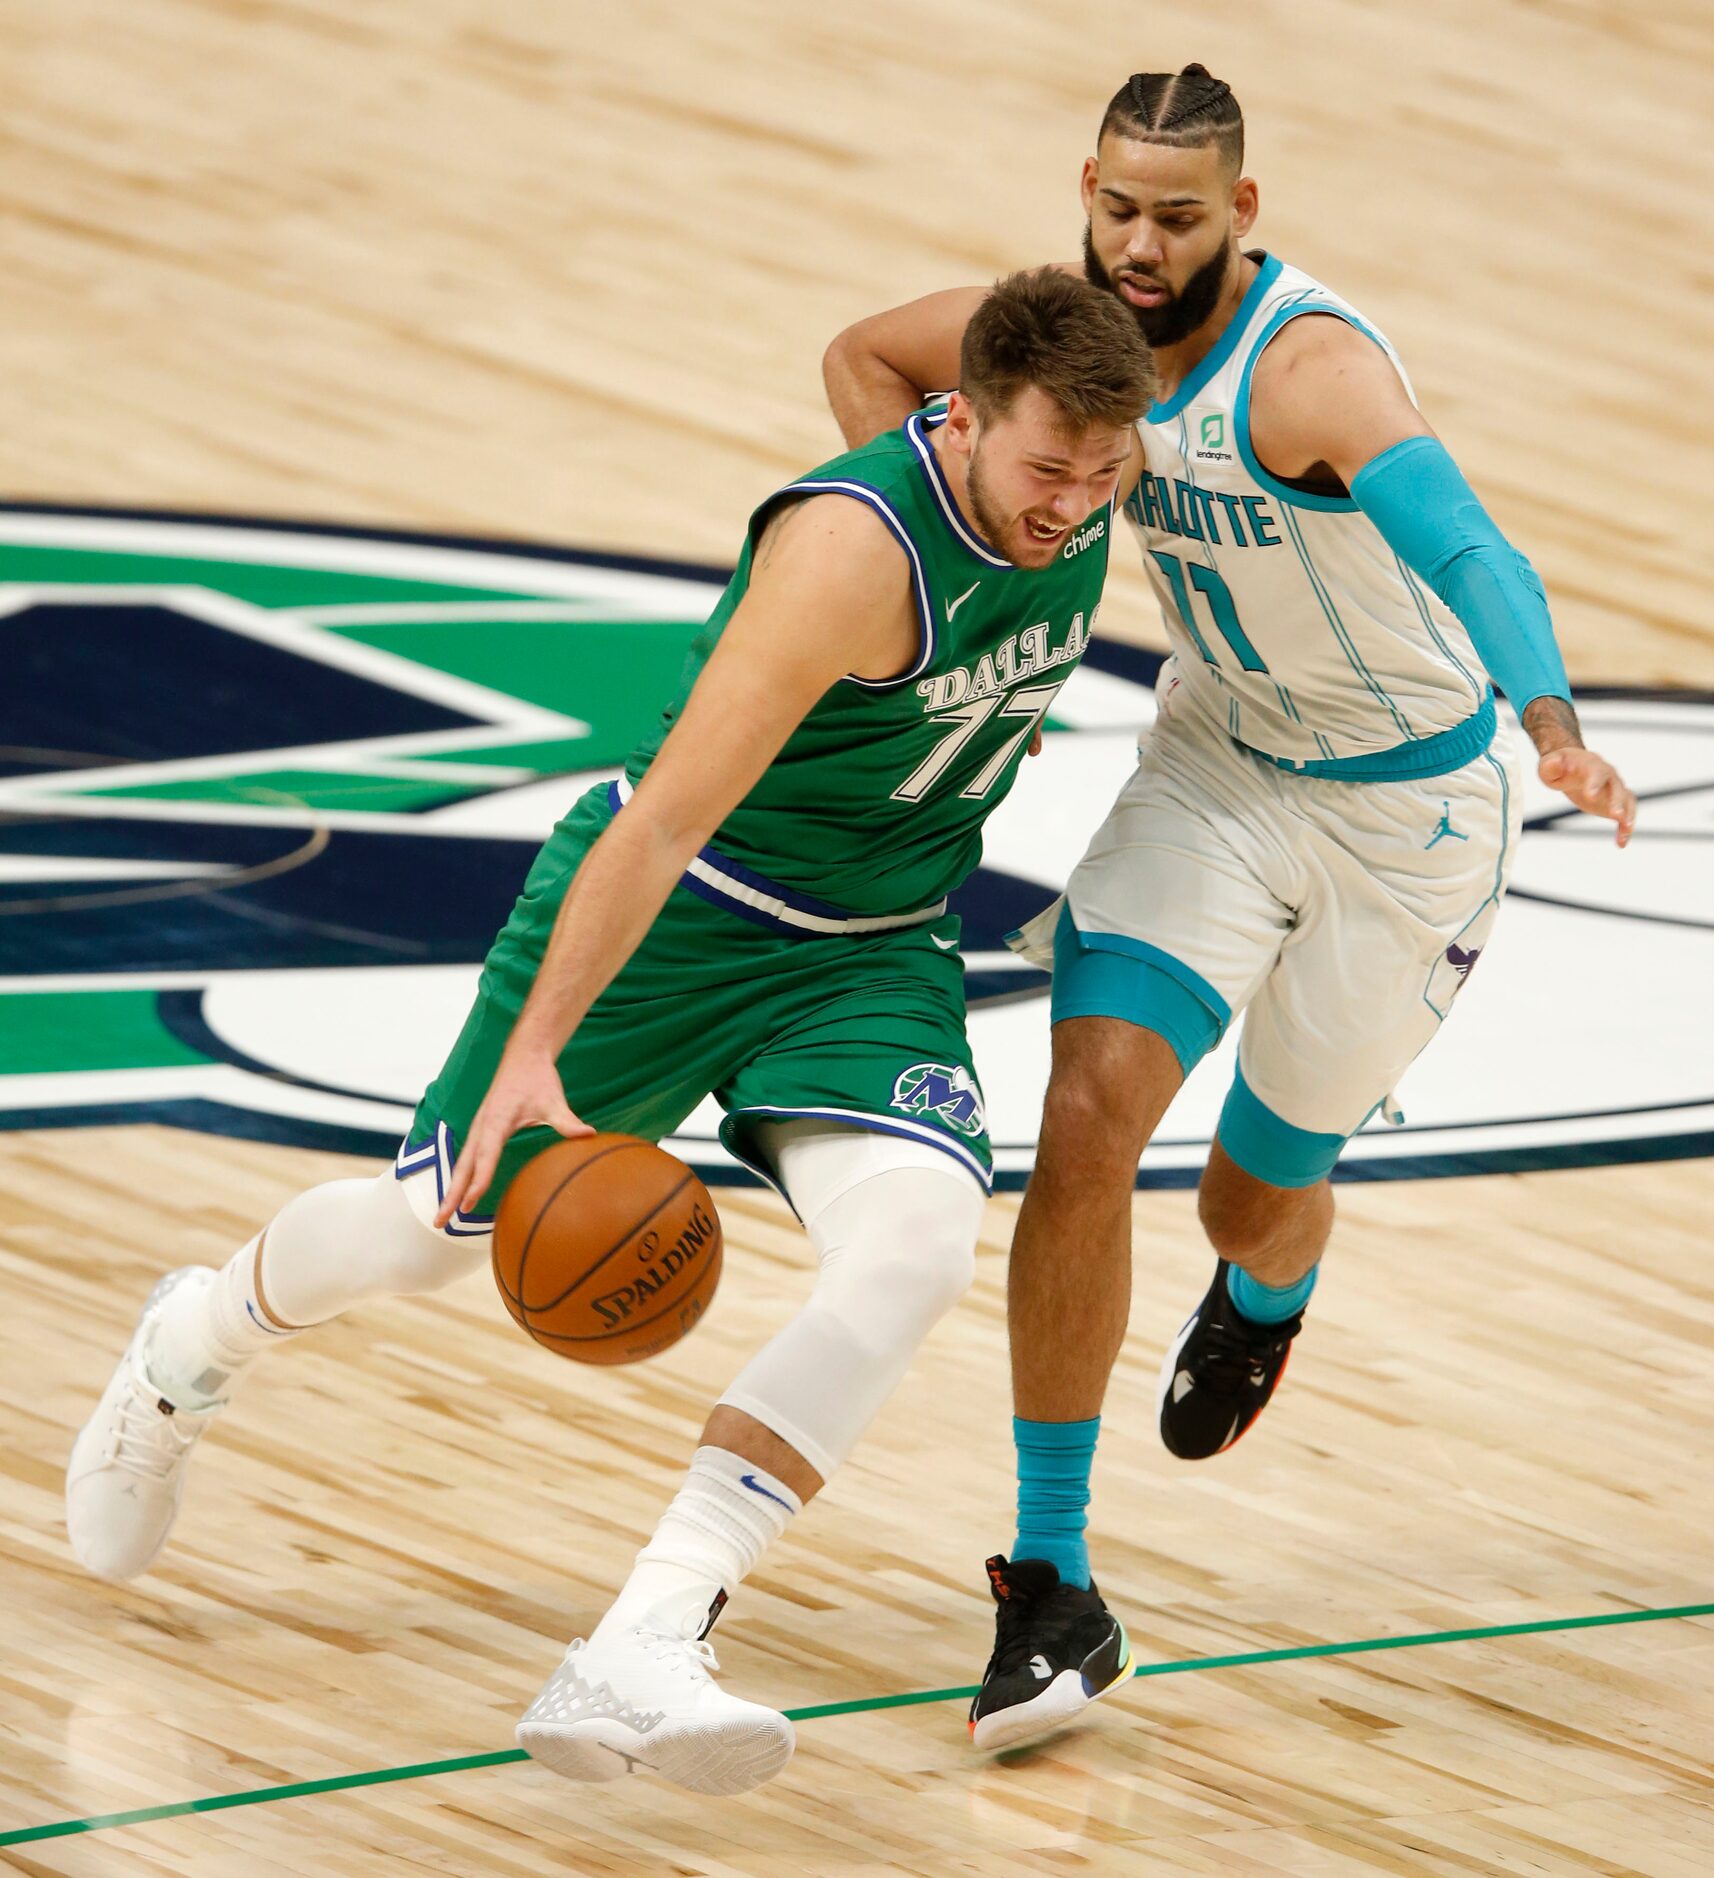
[891,1062,986,1138]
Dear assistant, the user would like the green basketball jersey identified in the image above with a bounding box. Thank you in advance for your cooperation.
[624,408,1113,922]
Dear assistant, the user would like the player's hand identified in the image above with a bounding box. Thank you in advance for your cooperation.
[1538,746,1636,848]
[1028,726,1044,758]
[436,1047,592,1228]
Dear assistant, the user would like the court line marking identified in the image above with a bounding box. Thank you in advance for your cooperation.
[5,1599,1710,1847]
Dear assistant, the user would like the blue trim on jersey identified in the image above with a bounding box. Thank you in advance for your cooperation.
[1396,556,1486,710]
[1351,435,1572,711]
[1280,504,1416,740]
[1050,906,1221,1073]
[1148,253,1284,422]
[1217,1067,1347,1187]
[1057,911,1232,1027]
[1233,299,1389,511]
[1246,689,1496,782]
[905,410,1015,570]
[778,477,937,690]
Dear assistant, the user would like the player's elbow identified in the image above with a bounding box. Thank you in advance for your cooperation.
[1430,540,1543,622]
[821,324,857,389]
[822,324,881,443]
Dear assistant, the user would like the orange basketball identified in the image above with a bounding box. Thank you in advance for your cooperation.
[492,1134,723,1365]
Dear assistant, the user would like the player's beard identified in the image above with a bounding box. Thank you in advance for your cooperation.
[964,450,1014,559]
[1084,221,1232,348]
[966,449,1057,566]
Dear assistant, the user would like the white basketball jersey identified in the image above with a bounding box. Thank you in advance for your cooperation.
[1125,252,1490,767]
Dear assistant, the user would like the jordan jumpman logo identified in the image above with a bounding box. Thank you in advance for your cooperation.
[1425,802,1468,849]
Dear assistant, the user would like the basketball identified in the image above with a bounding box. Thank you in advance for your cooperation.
[491,1134,723,1365]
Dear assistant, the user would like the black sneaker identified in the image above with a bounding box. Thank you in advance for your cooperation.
[968,1556,1132,1752]
[1157,1259,1304,1459]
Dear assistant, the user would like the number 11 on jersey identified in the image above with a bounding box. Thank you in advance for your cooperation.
[1149,550,1269,674]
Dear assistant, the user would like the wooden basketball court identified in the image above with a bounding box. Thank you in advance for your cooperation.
[3,2,1711,1872]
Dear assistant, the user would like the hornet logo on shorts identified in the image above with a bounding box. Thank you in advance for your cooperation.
[0,505,1707,1190]
[1446,942,1482,981]
[890,1062,986,1138]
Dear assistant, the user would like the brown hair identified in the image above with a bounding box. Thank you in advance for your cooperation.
[960,268,1156,431]
[1100,65,1244,173]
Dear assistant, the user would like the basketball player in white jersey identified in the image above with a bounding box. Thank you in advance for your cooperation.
[825,66,1637,1749]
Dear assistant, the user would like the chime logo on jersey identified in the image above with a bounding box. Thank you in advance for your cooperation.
[1,505,1707,1188]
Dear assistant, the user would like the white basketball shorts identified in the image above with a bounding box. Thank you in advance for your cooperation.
[1011,659,1525,1185]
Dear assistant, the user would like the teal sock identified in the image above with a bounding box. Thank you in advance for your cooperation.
[1227,1261,1319,1324]
[1012,1415,1099,1589]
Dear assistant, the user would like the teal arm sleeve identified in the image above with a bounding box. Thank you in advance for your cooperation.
[1350,435,1571,710]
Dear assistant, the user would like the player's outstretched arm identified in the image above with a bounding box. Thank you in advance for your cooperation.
[822,285,988,447]
[1249,317,1635,846]
[437,497,914,1224]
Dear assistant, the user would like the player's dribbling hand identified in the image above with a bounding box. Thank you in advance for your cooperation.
[436,1048,593,1228]
[1537,747,1637,848]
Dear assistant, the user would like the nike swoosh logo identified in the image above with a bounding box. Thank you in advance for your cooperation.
[945,581,980,623]
[1029,1654,1053,1681]
[739,1473,795,1512]
[1172,1370,1194,1403]
[930,934,958,951]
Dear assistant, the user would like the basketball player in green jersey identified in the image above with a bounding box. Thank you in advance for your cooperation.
[66,270,1156,1797]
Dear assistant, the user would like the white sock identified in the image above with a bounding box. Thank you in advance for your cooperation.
[145,1233,300,1408]
[596,1447,802,1642]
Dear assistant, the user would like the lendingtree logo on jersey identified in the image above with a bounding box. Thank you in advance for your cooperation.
[891,1062,986,1138]
[1193,412,1233,464]
[1,504,1708,1188]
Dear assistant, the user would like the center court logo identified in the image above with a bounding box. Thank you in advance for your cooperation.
[0,505,1708,1189]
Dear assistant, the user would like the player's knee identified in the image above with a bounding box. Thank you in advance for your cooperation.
[1197,1179,1270,1262]
[815,1168,979,1342]
[367,1170,491,1295]
[1038,1068,1142,1181]
[1198,1158,1333,1266]
[886,1215,978,1324]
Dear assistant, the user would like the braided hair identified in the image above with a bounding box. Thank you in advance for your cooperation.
[1099,64,1244,171]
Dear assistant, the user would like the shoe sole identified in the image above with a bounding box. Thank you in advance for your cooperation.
[518,1711,795,1797]
[969,1639,1134,1754]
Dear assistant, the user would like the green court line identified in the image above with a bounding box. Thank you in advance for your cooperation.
[6,1599,1710,1848]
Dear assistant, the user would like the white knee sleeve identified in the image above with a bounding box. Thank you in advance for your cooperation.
[715,1123,984,1480]
[262,1170,490,1325]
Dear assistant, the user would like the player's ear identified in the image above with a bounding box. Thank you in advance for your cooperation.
[1232,175,1259,238]
[1080,154,1100,216]
[943,391,979,459]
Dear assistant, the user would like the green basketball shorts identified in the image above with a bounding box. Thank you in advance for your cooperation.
[400,783,991,1228]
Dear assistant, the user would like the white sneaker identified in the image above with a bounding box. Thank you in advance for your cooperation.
[65,1268,223,1581]
[516,1626,795,1796]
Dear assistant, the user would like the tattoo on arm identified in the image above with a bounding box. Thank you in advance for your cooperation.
[1522,695,1582,756]
[752,498,809,574]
